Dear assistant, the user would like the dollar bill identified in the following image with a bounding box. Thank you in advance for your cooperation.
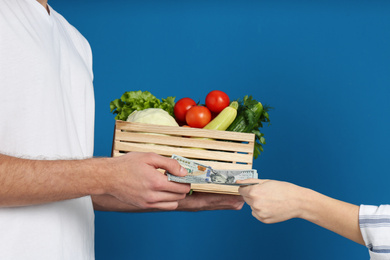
[167,155,213,184]
[167,154,258,186]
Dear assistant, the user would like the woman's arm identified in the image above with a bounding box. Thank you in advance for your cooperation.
[238,179,364,245]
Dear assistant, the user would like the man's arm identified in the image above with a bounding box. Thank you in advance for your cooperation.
[0,152,190,211]
[92,192,244,212]
[238,179,364,245]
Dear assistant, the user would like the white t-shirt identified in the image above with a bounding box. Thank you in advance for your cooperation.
[0,0,95,259]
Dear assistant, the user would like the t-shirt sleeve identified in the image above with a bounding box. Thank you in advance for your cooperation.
[360,205,390,260]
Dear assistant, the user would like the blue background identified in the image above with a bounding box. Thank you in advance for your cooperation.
[53,1,390,259]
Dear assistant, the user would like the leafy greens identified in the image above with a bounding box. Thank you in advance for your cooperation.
[235,95,272,159]
[110,90,175,121]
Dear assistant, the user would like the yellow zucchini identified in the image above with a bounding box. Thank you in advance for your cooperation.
[203,101,238,130]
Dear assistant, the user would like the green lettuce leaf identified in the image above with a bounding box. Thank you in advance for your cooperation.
[110,90,176,121]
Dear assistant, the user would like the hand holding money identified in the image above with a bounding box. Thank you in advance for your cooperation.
[167,155,258,186]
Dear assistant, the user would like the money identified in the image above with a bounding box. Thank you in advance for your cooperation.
[167,154,258,186]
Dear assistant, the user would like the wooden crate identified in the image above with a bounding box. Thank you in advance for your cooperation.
[111,120,255,195]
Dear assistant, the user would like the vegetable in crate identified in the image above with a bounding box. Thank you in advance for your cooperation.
[203,101,238,131]
[188,101,238,149]
[110,90,175,121]
[226,95,271,159]
[126,108,179,126]
[185,105,212,128]
[173,97,197,123]
[205,90,230,113]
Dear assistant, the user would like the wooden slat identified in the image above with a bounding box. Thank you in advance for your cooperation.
[193,160,252,170]
[115,121,255,142]
[115,131,253,153]
[190,183,239,195]
[114,141,253,164]
[112,153,251,170]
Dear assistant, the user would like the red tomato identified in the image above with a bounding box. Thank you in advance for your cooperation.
[185,106,212,128]
[174,97,197,123]
[205,90,230,113]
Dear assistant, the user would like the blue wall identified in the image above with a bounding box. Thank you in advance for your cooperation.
[53,1,390,259]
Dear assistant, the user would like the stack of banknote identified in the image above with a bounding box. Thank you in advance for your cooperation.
[167,154,258,186]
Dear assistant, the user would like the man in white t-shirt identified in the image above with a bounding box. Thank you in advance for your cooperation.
[0,0,244,259]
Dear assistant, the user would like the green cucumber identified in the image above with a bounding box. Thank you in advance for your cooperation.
[226,101,263,133]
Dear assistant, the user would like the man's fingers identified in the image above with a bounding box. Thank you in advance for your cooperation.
[148,154,187,177]
[149,170,191,194]
[145,201,180,211]
[160,179,191,194]
[143,190,193,211]
[177,192,245,211]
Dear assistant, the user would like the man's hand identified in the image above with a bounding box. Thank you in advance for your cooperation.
[177,192,245,212]
[104,152,191,211]
[92,191,244,212]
